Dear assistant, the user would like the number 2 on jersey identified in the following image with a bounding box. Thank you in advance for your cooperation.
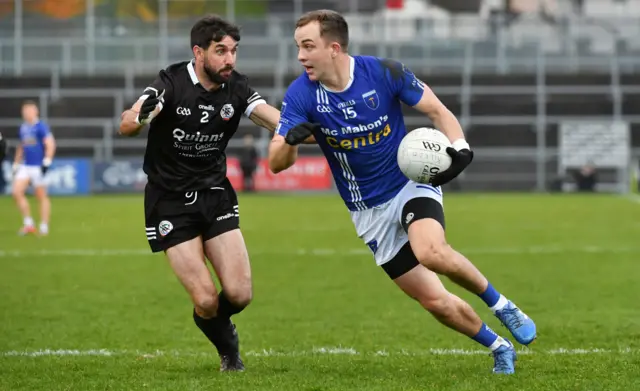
[342,107,357,120]
[200,111,209,123]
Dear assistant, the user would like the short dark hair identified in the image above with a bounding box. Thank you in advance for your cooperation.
[22,100,37,108]
[296,10,349,50]
[190,15,241,50]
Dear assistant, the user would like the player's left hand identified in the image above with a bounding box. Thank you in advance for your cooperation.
[41,157,52,175]
[285,122,319,146]
[429,140,473,187]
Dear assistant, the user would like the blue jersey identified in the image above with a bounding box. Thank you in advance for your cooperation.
[19,121,51,166]
[276,55,425,211]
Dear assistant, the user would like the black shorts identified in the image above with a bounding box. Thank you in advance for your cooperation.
[144,178,240,253]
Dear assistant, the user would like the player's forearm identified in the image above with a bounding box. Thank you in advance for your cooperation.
[13,147,23,164]
[429,108,466,143]
[268,138,298,173]
[119,109,144,137]
[44,138,56,160]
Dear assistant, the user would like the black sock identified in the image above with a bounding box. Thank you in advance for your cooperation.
[217,290,246,318]
[193,309,237,355]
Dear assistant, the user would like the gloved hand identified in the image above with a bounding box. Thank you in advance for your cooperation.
[41,157,52,175]
[285,122,319,146]
[430,139,474,187]
[136,88,165,125]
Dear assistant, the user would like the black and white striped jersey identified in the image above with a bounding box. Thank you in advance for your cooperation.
[140,59,266,192]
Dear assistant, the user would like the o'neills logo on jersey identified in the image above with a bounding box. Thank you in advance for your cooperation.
[172,128,224,158]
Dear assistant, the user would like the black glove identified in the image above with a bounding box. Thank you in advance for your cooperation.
[430,145,474,187]
[41,157,52,175]
[136,88,165,125]
[285,122,319,146]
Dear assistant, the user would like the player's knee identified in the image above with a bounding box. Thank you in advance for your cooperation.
[35,189,48,200]
[224,282,253,308]
[193,293,219,318]
[419,295,452,316]
[11,187,23,199]
[413,241,456,274]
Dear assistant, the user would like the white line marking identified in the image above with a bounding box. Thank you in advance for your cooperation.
[2,347,636,358]
[623,194,640,204]
[0,245,638,258]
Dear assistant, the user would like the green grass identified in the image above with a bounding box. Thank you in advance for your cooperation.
[1,193,639,390]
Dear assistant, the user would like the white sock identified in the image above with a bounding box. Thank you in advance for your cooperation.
[489,336,511,352]
[490,295,509,313]
[40,223,49,233]
[24,217,34,227]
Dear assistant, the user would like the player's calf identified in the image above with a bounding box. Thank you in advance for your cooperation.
[392,261,515,374]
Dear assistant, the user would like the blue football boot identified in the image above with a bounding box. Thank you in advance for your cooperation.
[495,301,537,345]
[492,340,516,374]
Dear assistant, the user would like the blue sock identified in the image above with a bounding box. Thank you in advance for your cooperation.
[472,323,499,348]
[478,282,501,307]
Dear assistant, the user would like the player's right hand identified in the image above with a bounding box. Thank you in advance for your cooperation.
[136,89,165,125]
[285,122,319,146]
[11,163,19,177]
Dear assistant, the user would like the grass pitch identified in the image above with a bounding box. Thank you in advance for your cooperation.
[1,193,639,390]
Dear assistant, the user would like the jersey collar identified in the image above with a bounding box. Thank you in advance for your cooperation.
[187,60,199,85]
[320,56,355,93]
[187,59,226,90]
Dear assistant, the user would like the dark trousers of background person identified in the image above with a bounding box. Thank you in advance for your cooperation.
[0,135,6,195]
[241,166,257,193]
[0,163,5,194]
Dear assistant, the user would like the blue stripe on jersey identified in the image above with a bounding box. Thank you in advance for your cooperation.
[277,55,425,211]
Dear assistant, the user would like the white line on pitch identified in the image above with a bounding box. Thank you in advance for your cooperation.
[1,347,636,358]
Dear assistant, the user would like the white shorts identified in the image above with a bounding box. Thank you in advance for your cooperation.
[14,165,46,187]
[350,181,444,266]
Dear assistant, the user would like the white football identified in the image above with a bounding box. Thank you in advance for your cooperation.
[397,127,452,184]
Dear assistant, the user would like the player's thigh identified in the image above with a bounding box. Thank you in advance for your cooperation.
[165,236,218,309]
[202,181,252,302]
[28,166,46,190]
[203,229,252,303]
[397,183,449,265]
[12,167,30,195]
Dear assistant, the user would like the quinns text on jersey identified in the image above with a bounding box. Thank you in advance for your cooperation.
[171,127,225,159]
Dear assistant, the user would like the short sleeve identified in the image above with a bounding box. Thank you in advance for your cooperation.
[236,80,267,117]
[37,123,51,139]
[275,81,310,137]
[379,58,425,107]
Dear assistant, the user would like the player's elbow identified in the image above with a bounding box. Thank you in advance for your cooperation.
[428,105,455,124]
[118,122,140,137]
[268,138,296,173]
[268,157,288,174]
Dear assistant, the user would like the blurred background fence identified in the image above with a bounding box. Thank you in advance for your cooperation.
[1,0,639,194]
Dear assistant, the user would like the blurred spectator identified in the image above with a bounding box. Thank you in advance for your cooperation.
[0,131,6,194]
[573,164,597,192]
[239,134,259,193]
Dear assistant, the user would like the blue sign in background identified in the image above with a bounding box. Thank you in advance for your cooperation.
[92,160,147,193]
[2,158,92,195]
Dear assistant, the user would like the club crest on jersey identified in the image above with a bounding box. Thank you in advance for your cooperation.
[220,104,234,121]
[158,220,173,237]
[362,90,379,110]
